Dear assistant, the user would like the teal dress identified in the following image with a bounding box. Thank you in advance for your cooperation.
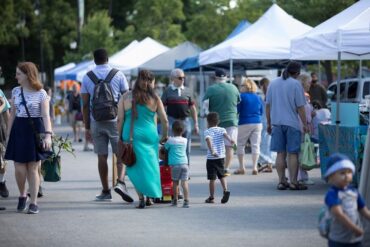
[122,104,162,198]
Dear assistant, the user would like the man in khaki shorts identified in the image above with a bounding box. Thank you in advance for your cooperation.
[203,69,240,176]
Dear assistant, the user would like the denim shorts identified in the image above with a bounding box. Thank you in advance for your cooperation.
[171,164,189,181]
[270,125,301,153]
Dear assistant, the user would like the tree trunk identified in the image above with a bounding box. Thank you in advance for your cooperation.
[321,61,333,86]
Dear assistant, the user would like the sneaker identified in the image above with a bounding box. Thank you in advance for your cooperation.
[114,181,134,203]
[182,200,190,208]
[221,191,230,204]
[205,196,215,203]
[0,181,9,198]
[17,197,28,212]
[27,203,39,214]
[95,190,112,201]
[171,199,178,206]
[178,194,184,200]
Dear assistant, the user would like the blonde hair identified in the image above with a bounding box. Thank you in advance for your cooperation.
[17,62,43,90]
[297,74,311,92]
[240,77,257,93]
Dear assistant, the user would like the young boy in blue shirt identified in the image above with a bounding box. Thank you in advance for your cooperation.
[164,120,190,208]
[324,153,370,247]
[204,112,235,204]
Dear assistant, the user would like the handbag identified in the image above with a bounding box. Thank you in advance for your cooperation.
[21,87,53,160]
[41,147,61,182]
[300,133,316,170]
[117,98,136,167]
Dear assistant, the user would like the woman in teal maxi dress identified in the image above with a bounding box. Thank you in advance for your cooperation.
[118,70,168,208]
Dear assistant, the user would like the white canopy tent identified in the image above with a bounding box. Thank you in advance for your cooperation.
[199,4,312,69]
[108,40,140,68]
[109,37,169,75]
[291,0,370,60]
[139,41,201,75]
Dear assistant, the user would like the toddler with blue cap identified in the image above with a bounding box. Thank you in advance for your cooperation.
[324,153,370,246]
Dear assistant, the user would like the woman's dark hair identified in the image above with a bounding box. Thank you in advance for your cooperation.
[207,112,219,126]
[282,61,301,80]
[172,120,184,136]
[93,48,108,65]
[133,70,156,105]
[311,100,323,109]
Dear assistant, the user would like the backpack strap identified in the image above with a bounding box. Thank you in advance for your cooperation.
[87,71,100,85]
[104,69,119,83]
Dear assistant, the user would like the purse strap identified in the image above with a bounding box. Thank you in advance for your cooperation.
[20,87,39,136]
[129,98,136,142]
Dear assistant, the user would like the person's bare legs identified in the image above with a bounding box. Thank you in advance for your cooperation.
[97,154,109,191]
[116,161,125,182]
[276,152,287,183]
[251,153,259,172]
[237,154,246,173]
[220,177,228,191]
[26,162,40,205]
[287,153,299,184]
[172,181,179,200]
[209,179,216,198]
[14,163,27,197]
[181,180,189,201]
[224,146,233,171]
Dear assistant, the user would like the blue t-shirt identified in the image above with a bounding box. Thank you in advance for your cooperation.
[81,64,128,121]
[164,136,188,166]
[266,76,306,130]
[237,92,263,125]
[204,127,227,159]
[325,185,365,243]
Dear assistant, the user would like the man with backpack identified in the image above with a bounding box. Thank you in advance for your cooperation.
[81,48,133,202]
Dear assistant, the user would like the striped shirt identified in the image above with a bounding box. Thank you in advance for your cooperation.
[164,136,188,166]
[204,127,227,159]
[161,84,194,120]
[12,86,49,117]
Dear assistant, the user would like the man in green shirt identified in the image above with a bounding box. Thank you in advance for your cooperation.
[203,69,240,176]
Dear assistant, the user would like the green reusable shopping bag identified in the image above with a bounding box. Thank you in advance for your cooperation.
[300,133,316,170]
[41,155,61,182]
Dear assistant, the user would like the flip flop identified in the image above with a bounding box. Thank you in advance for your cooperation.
[289,183,308,191]
[277,182,289,190]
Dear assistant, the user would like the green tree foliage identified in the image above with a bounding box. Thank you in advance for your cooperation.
[118,0,186,47]
[64,11,117,63]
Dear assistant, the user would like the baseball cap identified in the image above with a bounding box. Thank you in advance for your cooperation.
[324,153,355,179]
[215,69,227,78]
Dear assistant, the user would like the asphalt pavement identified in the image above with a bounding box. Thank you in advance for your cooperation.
[0,123,327,247]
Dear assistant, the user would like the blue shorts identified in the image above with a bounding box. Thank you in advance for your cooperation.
[270,125,301,154]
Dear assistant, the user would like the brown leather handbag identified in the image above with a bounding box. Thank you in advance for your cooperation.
[118,98,136,167]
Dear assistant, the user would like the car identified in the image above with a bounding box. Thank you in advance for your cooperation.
[326,77,370,113]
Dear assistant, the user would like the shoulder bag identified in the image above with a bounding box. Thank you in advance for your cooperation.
[117,98,136,166]
[20,87,53,160]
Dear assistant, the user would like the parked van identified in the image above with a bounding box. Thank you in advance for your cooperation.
[327,77,370,112]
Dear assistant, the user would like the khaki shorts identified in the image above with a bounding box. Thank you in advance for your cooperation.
[224,126,237,147]
[91,120,119,155]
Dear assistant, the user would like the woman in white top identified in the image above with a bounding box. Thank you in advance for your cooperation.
[5,62,52,214]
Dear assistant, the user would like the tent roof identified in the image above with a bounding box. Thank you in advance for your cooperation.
[109,40,140,66]
[110,37,169,72]
[199,4,312,66]
[54,63,76,81]
[291,0,370,60]
[139,41,201,74]
[225,20,251,40]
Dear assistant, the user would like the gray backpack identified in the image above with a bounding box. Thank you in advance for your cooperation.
[87,69,119,121]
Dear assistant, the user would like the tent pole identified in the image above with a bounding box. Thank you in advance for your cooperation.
[230,59,233,82]
[199,66,206,150]
[335,52,341,152]
[318,61,321,84]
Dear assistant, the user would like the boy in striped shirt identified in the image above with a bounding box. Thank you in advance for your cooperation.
[204,112,234,204]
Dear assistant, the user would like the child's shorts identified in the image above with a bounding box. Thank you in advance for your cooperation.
[206,158,225,180]
[171,164,189,181]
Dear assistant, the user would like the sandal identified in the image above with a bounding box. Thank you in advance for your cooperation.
[146,197,154,206]
[277,181,289,190]
[205,196,215,203]
[233,169,245,175]
[289,183,307,191]
[136,198,145,209]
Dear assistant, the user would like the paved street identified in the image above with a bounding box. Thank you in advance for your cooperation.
[0,124,327,247]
